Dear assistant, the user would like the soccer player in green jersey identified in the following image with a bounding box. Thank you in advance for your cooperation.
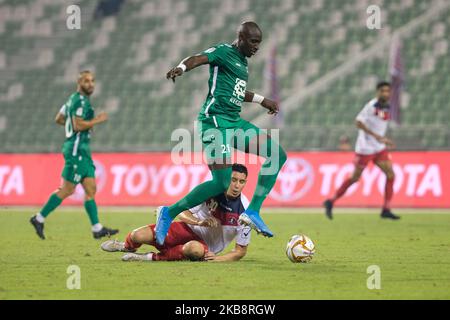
[29,71,119,240]
[155,22,287,245]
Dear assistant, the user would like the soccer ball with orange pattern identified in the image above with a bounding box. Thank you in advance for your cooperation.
[286,234,315,263]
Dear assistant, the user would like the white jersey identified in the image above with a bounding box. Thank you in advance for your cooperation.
[355,98,390,155]
[187,193,251,254]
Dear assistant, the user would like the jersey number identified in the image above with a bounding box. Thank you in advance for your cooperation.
[65,111,74,138]
[221,144,231,154]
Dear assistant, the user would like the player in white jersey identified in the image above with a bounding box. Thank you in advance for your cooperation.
[100,164,252,262]
[324,82,400,220]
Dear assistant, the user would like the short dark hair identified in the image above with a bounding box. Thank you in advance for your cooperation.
[232,163,248,177]
[376,81,391,90]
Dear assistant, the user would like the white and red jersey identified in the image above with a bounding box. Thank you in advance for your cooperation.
[187,193,251,254]
[355,98,390,155]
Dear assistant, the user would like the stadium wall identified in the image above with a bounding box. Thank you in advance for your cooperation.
[0,152,449,208]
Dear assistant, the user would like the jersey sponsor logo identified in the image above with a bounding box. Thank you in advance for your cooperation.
[374,108,390,120]
[206,198,241,226]
[232,78,246,100]
[230,77,246,107]
[229,97,243,107]
[76,107,83,116]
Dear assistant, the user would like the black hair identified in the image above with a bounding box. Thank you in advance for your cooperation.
[376,81,391,90]
[232,163,248,177]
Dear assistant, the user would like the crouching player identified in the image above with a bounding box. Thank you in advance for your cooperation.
[101,164,252,262]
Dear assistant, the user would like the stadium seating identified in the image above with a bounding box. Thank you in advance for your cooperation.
[0,0,448,152]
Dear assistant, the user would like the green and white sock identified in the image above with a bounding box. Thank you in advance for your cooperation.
[84,199,100,226]
[35,213,45,223]
[39,193,63,218]
[248,139,287,213]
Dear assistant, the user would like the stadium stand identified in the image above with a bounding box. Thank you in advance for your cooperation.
[0,0,448,152]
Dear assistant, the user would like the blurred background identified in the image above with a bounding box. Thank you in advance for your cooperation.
[1,0,449,154]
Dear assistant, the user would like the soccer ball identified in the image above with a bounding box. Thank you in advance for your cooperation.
[286,234,315,263]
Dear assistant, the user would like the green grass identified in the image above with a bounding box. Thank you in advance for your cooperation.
[1,208,450,300]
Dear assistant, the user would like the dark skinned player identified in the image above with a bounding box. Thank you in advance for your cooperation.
[155,21,287,245]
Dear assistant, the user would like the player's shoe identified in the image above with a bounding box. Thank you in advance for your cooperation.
[381,209,400,220]
[238,209,273,237]
[155,206,173,245]
[323,199,333,220]
[122,252,154,262]
[101,240,135,252]
[93,226,119,239]
[30,216,45,240]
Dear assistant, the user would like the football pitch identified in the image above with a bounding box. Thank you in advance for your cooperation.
[1,208,449,300]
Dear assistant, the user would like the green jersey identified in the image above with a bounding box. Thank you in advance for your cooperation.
[62,92,94,157]
[198,43,249,122]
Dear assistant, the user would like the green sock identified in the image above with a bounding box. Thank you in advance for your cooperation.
[168,166,232,218]
[40,193,63,217]
[84,199,100,225]
[248,139,287,213]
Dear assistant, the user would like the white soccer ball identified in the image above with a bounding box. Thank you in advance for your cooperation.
[286,234,316,263]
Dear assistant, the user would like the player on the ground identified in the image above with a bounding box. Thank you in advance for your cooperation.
[101,164,252,262]
[155,21,287,245]
[29,71,119,239]
[323,81,400,220]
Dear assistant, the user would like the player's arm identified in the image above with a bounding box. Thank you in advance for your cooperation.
[355,120,394,146]
[178,209,219,227]
[73,112,108,132]
[245,90,279,115]
[204,243,247,262]
[55,104,66,126]
[166,55,209,82]
[55,112,65,126]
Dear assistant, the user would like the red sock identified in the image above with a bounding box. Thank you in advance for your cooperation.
[331,178,355,203]
[124,232,142,251]
[154,245,185,261]
[383,177,394,209]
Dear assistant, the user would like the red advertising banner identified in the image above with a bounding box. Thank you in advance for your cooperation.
[0,152,449,207]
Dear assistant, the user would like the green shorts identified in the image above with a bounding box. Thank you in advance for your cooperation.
[61,151,95,184]
[198,116,263,164]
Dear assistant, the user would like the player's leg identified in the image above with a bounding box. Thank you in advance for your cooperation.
[153,241,206,261]
[375,155,400,220]
[30,179,77,239]
[101,224,151,253]
[82,176,119,238]
[232,120,287,237]
[323,162,365,220]
[125,225,154,251]
[154,119,232,245]
[122,241,206,262]
[121,223,207,261]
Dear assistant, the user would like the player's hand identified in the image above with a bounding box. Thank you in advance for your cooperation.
[204,252,219,261]
[199,217,220,228]
[96,112,108,123]
[261,98,279,115]
[385,138,396,149]
[166,67,184,83]
[376,136,395,148]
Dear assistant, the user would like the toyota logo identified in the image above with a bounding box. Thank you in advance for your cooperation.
[269,157,314,202]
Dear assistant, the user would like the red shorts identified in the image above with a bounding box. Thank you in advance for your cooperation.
[354,149,391,168]
[148,222,208,253]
